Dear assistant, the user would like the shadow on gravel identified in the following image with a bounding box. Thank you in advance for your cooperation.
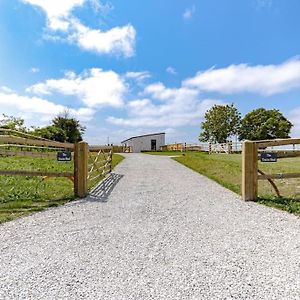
[88,173,124,202]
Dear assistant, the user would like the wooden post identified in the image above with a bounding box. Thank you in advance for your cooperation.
[228,141,233,154]
[74,141,88,198]
[242,141,258,201]
[109,149,113,173]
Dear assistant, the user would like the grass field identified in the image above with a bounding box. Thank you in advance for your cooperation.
[144,151,300,216]
[0,154,124,224]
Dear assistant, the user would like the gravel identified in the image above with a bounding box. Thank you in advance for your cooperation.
[0,153,299,299]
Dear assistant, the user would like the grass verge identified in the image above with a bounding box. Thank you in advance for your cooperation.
[0,154,124,224]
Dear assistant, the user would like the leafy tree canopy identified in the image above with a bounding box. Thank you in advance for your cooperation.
[0,111,85,143]
[51,111,85,143]
[200,104,241,143]
[0,114,27,132]
[33,125,67,142]
[239,108,293,141]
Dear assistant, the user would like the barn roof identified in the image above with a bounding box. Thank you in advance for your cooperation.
[121,132,165,144]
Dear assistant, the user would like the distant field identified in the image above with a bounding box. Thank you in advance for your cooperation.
[0,154,124,224]
[145,151,300,216]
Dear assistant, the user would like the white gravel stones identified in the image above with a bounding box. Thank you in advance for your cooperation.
[0,153,299,299]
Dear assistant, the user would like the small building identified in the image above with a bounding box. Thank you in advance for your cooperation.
[121,133,165,153]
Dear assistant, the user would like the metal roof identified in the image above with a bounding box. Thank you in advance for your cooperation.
[121,132,165,144]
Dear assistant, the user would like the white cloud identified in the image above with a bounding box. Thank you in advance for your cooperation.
[30,67,40,73]
[107,82,224,128]
[107,98,222,128]
[0,91,95,126]
[70,20,136,57]
[125,71,151,82]
[183,5,196,20]
[0,86,14,93]
[27,68,127,108]
[89,0,114,14]
[184,58,300,95]
[22,0,85,17]
[22,0,85,30]
[144,82,198,102]
[22,0,136,57]
[166,66,177,75]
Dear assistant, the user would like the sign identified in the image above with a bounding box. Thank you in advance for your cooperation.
[57,151,72,162]
[261,152,277,162]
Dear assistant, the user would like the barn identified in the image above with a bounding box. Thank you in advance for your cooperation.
[121,133,165,153]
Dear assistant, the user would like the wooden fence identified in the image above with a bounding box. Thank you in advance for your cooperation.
[159,142,242,153]
[242,138,300,201]
[160,143,184,151]
[160,143,204,152]
[112,145,132,153]
[0,130,113,199]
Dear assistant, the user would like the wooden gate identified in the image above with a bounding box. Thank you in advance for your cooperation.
[0,130,113,199]
[88,146,113,185]
[242,138,300,201]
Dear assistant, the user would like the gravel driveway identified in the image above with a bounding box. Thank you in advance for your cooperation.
[0,154,299,299]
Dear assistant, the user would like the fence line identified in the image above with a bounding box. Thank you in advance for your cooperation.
[158,142,242,153]
[0,135,74,149]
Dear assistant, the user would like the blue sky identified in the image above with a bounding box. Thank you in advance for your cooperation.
[0,0,300,144]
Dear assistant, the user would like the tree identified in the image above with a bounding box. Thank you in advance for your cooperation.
[239,108,293,141]
[200,104,241,143]
[32,125,67,142]
[0,114,27,132]
[51,111,85,143]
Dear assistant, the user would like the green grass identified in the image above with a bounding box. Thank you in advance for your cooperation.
[145,151,300,216]
[0,154,124,224]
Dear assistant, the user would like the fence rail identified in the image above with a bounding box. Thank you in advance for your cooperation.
[0,170,73,177]
[0,135,74,149]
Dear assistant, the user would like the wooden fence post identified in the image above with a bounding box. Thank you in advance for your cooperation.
[74,141,88,198]
[242,141,258,201]
[109,149,113,173]
[228,141,233,154]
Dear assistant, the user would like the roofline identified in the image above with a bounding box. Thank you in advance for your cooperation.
[121,132,165,144]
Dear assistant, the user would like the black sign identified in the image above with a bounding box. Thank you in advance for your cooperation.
[57,151,72,161]
[261,152,277,162]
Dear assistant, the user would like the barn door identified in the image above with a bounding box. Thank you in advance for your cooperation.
[151,140,157,151]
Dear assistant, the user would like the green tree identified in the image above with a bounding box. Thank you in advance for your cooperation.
[51,111,85,143]
[32,125,67,142]
[0,114,27,132]
[200,104,241,143]
[239,108,293,141]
